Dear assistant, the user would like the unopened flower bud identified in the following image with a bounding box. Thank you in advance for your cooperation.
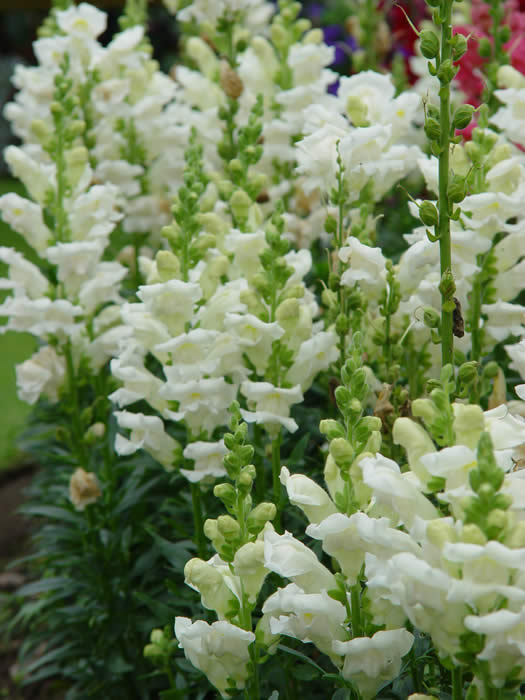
[505,521,525,549]
[230,189,252,221]
[247,502,276,532]
[319,419,345,439]
[156,250,180,281]
[330,438,355,468]
[303,28,323,44]
[144,644,161,658]
[419,201,439,227]
[427,519,455,548]
[69,468,101,511]
[420,30,440,59]
[437,58,456,84]
[451,33,468,60]
[423,306,440,329]
[220,61,243,99]
[276,298,299,322]
[478,37,492,58]
[458,361,478,385]
[424,117,441,141]
[213,482,236,505]
[487,509,508,534]
[453,104,475,130]
[84,422,106,445]
[217,515,241,540]
[461,523,486,545]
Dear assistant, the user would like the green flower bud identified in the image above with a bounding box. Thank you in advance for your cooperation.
[217,515,241,540]
[424,117,441,141]
[335,313,349,336]
[271,22,288,49]
[486,509,508,533]
[203,518,219,541]
[144,643,161,658]
[213,482,236,506]
[319,419,345,440]
[412,397,439,423]
[281,284,305,300]
[156,250,180,281]
[461,523,487,545]
[276,298,299,322]
[321,288,338,309]
[451,33,468,60]
[328,272,340,291]
[303,28,323,44]
[247,502,276,533]
[427,519,455,548]
[452,104,475,130]
[238,471,253,488]
[420,30,440,59]
[84,422,106,445]
[419,201,439,227]
[360,416,382,432]
[150,629,164,645]
[423,306,440,329]
[465,140,482,165]
[325,214,337,235]
[478,37,492,58]
[448,175,467,203]
[505,521,525,549]
[483,361,499,379]
[330,438,355,469]
[437,58,457,84]
[457,361,478,385]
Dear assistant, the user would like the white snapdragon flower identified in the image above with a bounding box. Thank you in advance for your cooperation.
[184,555,240,619]
[4,146,56,205]
[46,241,104,297]
[491,88,525,148]
[262,582,347,662]
[78,262,127,314]
[0,296,81,339]
[286,331,339,391]
[157,329,222,382]
[339,238,387,298]
[56,3,107,39]
[359,453,439,527]
[506,339,525,379]
[16,345,66,405]
[0,247,49,299]
[110,345,168,413]
[137,280,202,337]
[240,381,303,434]
[279,466,337,525]
[0,193,51,252]
[307,512,420,585]
[366,552,468,658]
[225,313,284,374]
[224,230,268,282]
[162,377,236,436]
[114,410,180,470]
[295,122,348,195]
[333,629,414,700]
[182,440,228,483]
[263,528,336,593]
[464,608,525,687]
[174,617,255,699]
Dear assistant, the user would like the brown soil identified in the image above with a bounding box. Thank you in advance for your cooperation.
[0,464,66,699]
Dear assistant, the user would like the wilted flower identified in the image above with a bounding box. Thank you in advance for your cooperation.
[69,467,101,511]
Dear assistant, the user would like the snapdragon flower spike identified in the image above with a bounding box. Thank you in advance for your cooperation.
[175,404,274,697]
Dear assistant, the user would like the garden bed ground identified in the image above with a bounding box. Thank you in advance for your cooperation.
[0,464,67,699]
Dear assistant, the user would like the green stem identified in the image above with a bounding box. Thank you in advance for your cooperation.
[437,0,454,369]
[363,0,377,70]
[247,643,260,700]
[254,425,265,503]
[272,430,282,533]
[64,341,87,466]
[191,483,206,559]
[350,583,362,638]
[451,666,462,700]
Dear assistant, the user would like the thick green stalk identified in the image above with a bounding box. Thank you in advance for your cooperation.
[451,666,462,700]
[438,1,454,368]
[191,483,206,559]
[272,430,282,532]
[350,583,362,638]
